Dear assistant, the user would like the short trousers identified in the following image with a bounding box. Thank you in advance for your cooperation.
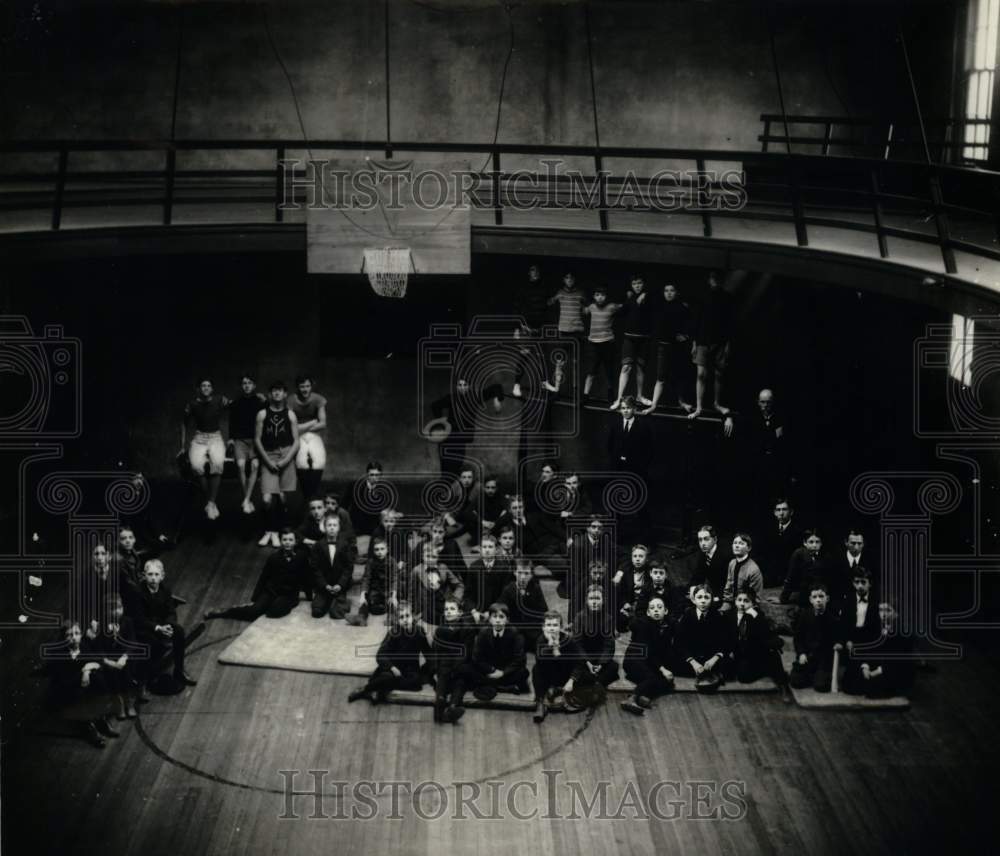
[188,431,226,476]
[260,447,298,494]
[296,432,327,470]
[232,438,257,462]
[692,342,730,371]
[655,340,688,383]
[621,334,650,367]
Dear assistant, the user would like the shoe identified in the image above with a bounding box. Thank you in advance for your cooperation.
[445,705,465,724]
[126,703,138,718]
[433,700,445,723]
[85,721,107,748]
[781,685,794,704]
[177,671,198,687]
[345,614,368,627]
[621,700,645,716]
[258,531,272,547]
[348,688,370,704]
[97,717,120,738]
[636,695,653,709]
[473,686,498,702]
[270,531,281,548]
[171,594,188,606]
[136,686,151,704]
[203,608,225,621]
[533,701,547,723]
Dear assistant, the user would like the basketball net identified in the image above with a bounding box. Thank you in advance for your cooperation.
[362,247,413,298]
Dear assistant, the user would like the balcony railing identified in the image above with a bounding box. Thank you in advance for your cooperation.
[1,137,999,279]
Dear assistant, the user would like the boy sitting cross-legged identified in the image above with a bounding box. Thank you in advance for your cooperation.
[454,602,530,702]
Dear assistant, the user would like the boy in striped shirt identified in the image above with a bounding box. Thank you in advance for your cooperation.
[547,272,586,395]
[582,285,622,402]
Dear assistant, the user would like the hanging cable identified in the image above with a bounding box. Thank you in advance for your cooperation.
[761,0,793,155]
[896,11,933,164]
[476,2,516,173]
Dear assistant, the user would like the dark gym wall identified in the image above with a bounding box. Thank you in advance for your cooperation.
[4,254,952,526]
[0,0,959,151]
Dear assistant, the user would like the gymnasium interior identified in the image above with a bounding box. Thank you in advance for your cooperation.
[2,1,1000,854]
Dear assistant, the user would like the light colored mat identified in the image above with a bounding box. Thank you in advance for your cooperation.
[780,640,910,710]
[218,601,388,676]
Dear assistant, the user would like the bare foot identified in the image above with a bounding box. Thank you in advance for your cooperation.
[678,400,694,413]
[714,403,731,416]
[637,396,653,407]
[609,399,622,411]
[639,407,655,416]
[687,408,702,420]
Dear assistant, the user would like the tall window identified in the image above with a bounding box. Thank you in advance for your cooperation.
[950,315,975,387]
[963,0,999,161]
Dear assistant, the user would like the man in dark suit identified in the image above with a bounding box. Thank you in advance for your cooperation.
[310,513,355,619]
[780,529,834,607]
[498,559,550,649]
[761,498,800,586]
[829,529,877,610]
[493,495,547,559]
[455,603,530,700]
[607,396,654,540]
[607,396,654,478]
[688,524,732,607]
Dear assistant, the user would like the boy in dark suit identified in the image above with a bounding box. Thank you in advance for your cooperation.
[498,558,549,650]
[429,596,474,724]
[675,583,727,691]
[621,595,677,716]
[688,525,731,607]
[348,602,429,704]
[532,611,585,723]
[636,563,674,616]
[467,533,509,614]
[829,529,875,612]
[840,566,880,650]
[607,396,654,481]
[132,559,197,688]
[346,536,399,626]
[456,603,530,701]
[204,527,308,621]
[309,512,355,620]
[612,543,652,632]
[409,542,465,625]
[723,590,788,693]
[790,583,841,692]
[566,515,612,603]
[842,601,916,697]
[762,498,799,587]
[570,586,620,688]
[780,529,833,607]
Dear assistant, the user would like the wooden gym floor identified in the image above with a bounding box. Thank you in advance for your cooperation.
[2,529,998,856]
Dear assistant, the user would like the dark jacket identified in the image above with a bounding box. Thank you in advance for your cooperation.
[675,606,727,664]
[132,582,179,638]
[793,607,840,664]
[471,626,527,677]
[689,546,733,604]
[430,616,476,672]
[309,536,355,593]
[625,614,677,671]
[255,547,309,599]
[375,623,430,673]
[498,578,549,632]
[606,415,654,474]
[570,609,616,665]
[781,548,834,606]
